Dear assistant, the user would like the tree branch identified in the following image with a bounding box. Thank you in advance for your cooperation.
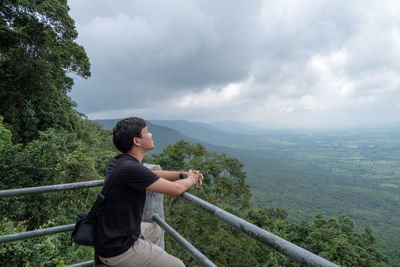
[0,102,7,114]
[0,27,38,47]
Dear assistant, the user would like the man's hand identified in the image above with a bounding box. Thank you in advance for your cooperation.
[187,169,204,187]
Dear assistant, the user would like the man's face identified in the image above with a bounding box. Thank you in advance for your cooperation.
[138,127,154,151]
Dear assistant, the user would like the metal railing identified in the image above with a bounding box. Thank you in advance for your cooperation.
[181,193,339,267]
[0,180,104,198]
[0,180,340,267]
[0,180,216,267]
[66,260,93,267]
[153,214,217,267]
[0,224,75,243]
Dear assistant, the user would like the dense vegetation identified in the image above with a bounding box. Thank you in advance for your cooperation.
[0,1,390,266]
[0,0,90,144]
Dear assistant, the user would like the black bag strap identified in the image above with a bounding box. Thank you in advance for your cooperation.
[87,159,131,218]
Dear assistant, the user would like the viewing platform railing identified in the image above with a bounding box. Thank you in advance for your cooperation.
[0,179,339,267]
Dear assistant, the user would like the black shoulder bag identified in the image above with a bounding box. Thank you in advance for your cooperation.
[71,160,130,246]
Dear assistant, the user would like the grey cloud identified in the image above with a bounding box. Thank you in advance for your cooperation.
[68,0,400,128]
[69,0,265,112]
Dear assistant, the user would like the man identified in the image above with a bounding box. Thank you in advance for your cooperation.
[95,117,203,266]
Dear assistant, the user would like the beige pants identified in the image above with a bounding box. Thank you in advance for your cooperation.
[98,222,184,267]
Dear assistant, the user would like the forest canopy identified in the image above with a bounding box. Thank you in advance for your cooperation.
[0,0,90,143]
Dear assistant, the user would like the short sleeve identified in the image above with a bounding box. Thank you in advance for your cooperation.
[121,163,159,190]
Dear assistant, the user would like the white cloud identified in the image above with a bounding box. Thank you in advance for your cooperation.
[177,80,248,108]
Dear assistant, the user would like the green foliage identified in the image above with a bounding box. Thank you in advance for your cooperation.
[149,140,252,209]
[0,2,121,264]
[0,217,94,266]
[73,118,116,176]
[0,128,101,230]
[0,0,90,143]
[288,214,388,266]
[0,217,64,266]
[0,119,116,265]
[0,115,11,150]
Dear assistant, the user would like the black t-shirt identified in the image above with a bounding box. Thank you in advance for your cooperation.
[95,154,159,258]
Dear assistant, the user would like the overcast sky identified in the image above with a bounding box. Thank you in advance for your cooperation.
[68,0,400,129]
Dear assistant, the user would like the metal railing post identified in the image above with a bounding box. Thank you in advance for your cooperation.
[153,214,217,267]
[0,180,104,198]
[66,260,94,267]
[143,163,165,248]
[0,224,75,243]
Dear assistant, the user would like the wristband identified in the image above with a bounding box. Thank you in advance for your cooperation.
[179,171,184,179]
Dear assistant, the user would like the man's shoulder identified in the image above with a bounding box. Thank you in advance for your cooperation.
[106,154,137,176]
[124,159,151,174]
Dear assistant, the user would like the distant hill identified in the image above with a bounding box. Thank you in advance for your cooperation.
[149,119,296,149]
[94,119,200,154]
[98,119,303,149]
[95,119,119,130]
[206,120,270,135]
[149,120,241,147]
[146,122,200,154]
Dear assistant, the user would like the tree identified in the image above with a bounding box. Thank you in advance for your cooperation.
[0,115,11,149]
[0,0,90,143]
[149,140,252,209]
[0,117,116,266]
[0,127,101,229]
[287,214,388,266]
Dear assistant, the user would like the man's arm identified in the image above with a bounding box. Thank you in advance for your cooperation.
[152,170,187,181]
[147,170,203,196]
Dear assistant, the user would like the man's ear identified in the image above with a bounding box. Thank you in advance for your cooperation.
[133,137,141,147]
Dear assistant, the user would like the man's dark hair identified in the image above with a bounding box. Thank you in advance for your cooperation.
[113,117,146,153]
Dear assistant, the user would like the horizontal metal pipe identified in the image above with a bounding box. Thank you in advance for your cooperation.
[153,214,217,267]
[0,224,75,243]
[181,193,339,267]
[66,260,94,267]
[0,180,104,198]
